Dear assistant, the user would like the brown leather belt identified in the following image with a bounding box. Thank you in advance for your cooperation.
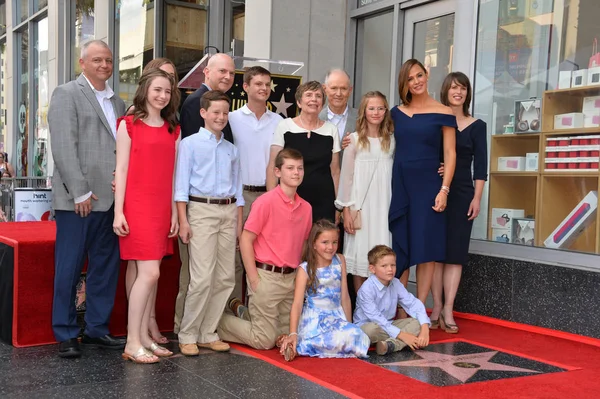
[256,262,296,274]
[189,196,237,205]
[243,185,267,192]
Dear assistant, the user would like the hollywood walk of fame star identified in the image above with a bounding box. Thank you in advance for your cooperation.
[382,350,540,383]
[272,94,293,117]
[270,80,278,92]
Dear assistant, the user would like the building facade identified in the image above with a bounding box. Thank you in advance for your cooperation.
[2,0,600,336]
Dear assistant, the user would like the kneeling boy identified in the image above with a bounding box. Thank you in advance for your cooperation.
[217,148,312,349]
[354,245,430,355]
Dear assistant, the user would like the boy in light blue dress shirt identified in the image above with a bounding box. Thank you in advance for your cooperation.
[354,245,430,355]
[175,90,244,356]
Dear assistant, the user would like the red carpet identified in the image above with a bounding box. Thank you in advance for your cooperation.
[231,316,600,399]
[0,222,180,347]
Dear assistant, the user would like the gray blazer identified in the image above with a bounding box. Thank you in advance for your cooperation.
[319,105,358,137]
[48,74,126,212]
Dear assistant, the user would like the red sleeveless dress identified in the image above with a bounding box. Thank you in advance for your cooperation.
[118,115,180,260]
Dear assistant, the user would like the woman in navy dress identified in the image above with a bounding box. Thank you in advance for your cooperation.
[430,72,487,333]
[389,59,457,305]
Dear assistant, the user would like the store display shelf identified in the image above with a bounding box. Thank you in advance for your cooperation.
[544,86,600,96]
[542,170,599,177]
[490,171,539,177]
[543,128,600,136]
[492,133,540,139]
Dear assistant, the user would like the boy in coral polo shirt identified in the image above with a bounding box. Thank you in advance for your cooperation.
[218,148,312,349]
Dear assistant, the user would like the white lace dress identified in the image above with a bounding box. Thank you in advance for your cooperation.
[335,133,395,277]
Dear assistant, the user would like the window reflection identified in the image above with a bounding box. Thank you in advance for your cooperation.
[0,43,6,154]
[117,0,155,106]
[0,1,6,36]
[357,11,393,100]
[72,0,95,79]
[34,18,49,177]
[17,29,29,177]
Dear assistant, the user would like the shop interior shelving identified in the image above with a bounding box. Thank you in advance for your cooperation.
[488,85,600,252]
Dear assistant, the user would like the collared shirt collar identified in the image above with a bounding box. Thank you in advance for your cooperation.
[370,274,391,291]
[82,73,114,99]
[274,185,301,208]
[198,127,223,143]
[240,104,270,116]
[203,82,212,91]
[327,105,348,119]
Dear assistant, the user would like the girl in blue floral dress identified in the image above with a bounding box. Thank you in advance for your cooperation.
[279,220,370,360]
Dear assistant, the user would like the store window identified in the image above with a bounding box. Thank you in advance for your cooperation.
[71,0,95,79]
[34,0,48,13]
[0,0,6,36]
[0,42,6,154]
[33,17,49,177]
[17,0,29,24]
[116,0,155,106]
[355,10,394,101]
[474,0,600,255]
[16,29,29,177]
[164,0,208,82]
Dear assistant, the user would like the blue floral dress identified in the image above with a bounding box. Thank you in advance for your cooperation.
[296,255,370,358]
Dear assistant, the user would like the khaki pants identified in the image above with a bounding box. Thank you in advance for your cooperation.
[178,202,237,344]
[173,238,189,334]
[229,190,264,303]
[360,317,421,352]
[218,268,295,349]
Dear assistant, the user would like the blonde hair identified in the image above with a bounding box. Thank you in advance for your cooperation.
[368,245,396,266]
[355,91,393,153]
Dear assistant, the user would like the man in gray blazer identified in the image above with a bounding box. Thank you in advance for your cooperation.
[48,40,126,358]
[319,68,358,148]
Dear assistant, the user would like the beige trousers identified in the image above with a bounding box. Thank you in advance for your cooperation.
[173,238,189,334]
[229,190,264,303]
[177,202,237,344]
[360,317,421,351]
[218,268,295,349]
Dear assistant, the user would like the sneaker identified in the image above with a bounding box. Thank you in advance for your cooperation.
[376,339,397,355]
[197,340,230,352]
[228,298,248,319]
[179,343,200,356]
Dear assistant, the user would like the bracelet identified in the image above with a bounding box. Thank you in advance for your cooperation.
[440,186,450,195]
[288,332,298,337]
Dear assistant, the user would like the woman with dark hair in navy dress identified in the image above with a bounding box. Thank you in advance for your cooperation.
[389,59,457,305]
[430,72,487,334]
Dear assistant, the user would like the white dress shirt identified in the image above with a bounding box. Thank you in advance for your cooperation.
[75,74,117,204]
[229,104,283,186]
[327,105,349,143]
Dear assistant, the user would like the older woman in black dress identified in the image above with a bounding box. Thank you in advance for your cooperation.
[267,81,341,222]
[430,72,487,333]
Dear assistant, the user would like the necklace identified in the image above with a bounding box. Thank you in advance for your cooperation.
[298,114,319,139]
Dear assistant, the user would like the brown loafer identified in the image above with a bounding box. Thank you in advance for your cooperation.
[197,340,230,352]
[179,343,200,356]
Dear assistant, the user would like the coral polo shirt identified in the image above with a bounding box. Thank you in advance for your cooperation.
[244,185,313,268]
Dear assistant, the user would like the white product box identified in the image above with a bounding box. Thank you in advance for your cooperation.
[512,218,535,246]
[584,110,600,128]
[554,112,584,130]
[587,67,600,86]
[544,191,598,249]
[572,69,588,88]
[525,153,539,171]
[498,156,526,171]
[558,71,572,89]
[582,96,600,112]
[491,208,525,229]
[492,228,512,243]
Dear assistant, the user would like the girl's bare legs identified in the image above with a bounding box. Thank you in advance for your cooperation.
[148,285,168,343]
[442,264,462,327]
[125,260,137,300]
[430,262,445,321]
[416,261,435,304]
[352,275,367,294]
[125,260,161,362]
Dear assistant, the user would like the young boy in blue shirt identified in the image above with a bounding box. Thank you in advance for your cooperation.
[175,90,244,356]
[354,245,431,355]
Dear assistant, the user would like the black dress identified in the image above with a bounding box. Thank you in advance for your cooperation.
[272,118,341,222]
[445,119,488,265]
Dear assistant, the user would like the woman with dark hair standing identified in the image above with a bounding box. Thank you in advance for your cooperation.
[389,59,457,305]
[430,72,487,333]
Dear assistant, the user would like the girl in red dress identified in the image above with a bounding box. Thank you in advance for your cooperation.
[113,68,180,364]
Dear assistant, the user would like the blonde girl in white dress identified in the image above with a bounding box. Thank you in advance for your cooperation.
[335,91,395,293]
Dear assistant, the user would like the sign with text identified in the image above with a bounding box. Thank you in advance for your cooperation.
[14,188,53,222]
[358,0,386,7]
[228,71,302,118]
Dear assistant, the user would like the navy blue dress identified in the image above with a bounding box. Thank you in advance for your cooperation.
[445,119,488,265]
[389,108,457,276]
